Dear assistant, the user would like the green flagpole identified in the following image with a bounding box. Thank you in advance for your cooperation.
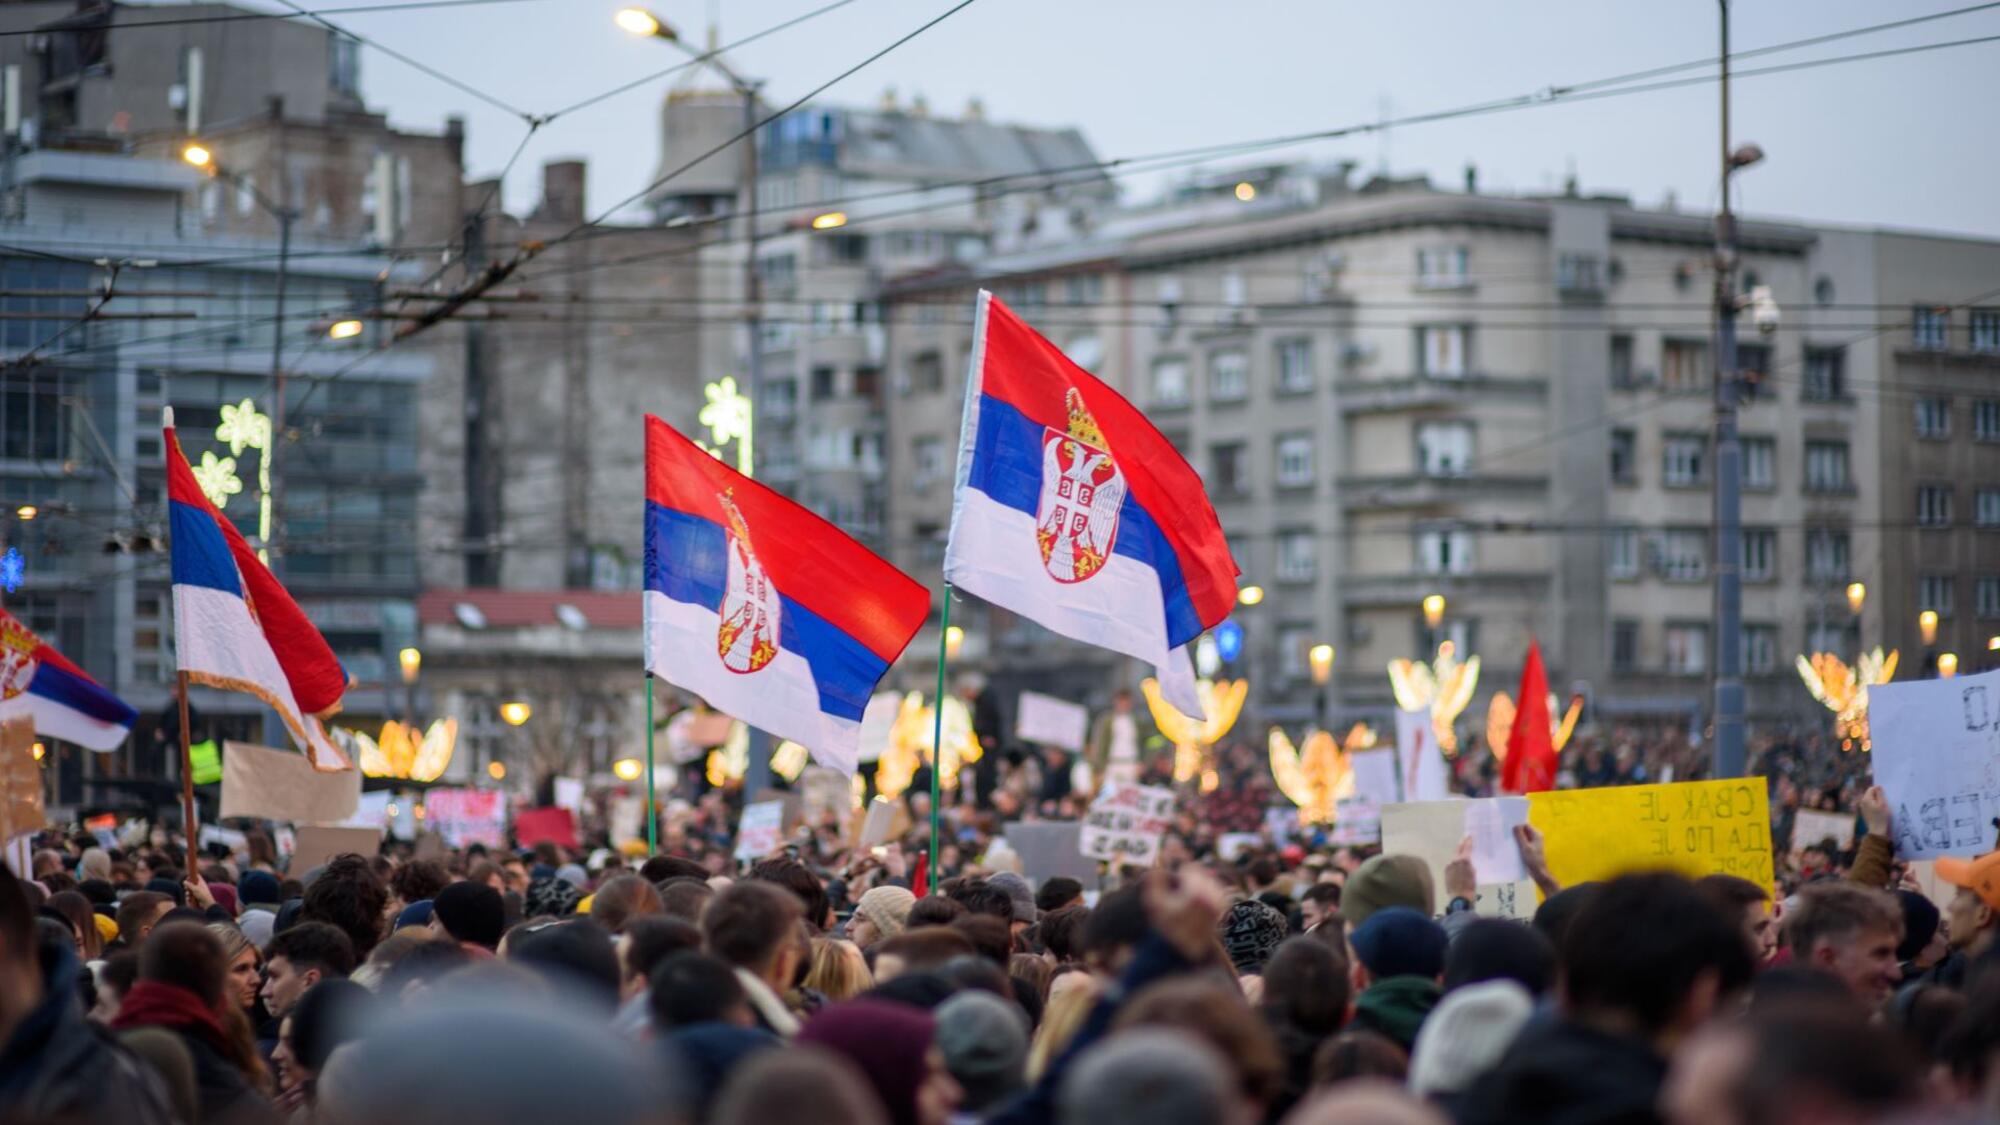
[644,674,658,854]
[929,586,951,884]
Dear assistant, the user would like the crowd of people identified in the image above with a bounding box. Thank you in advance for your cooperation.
[3,747,1999,1125]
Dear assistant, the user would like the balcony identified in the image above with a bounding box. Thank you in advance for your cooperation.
[1339,473,1547,512]
[1335,374,1547,416]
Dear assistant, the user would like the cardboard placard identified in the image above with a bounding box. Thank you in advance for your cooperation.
[220,740,362,824]
[1381,798,1535,919]
[424,788,508,848]
[1329,798,1381,845]
[1465,797,1532,885]
[290,825,380,874]
[1528,778,1773,893]
[514,806,579,849]
[1869,670,2000,859]
[1004,821,1099,886]
[1790,808,1856,852]
[1349,749,1399,806]
[0,718,42,845]
[1079,783,1174,865]
[855,797,902,849]
[734,800,784,859]
[552,778,586,814]
[1016,692,1088,752]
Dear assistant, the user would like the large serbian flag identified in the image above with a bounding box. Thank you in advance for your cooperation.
[644,416,927,775]
[0,607,136,751]
[165,410,351,771]
[944,291,1239,717]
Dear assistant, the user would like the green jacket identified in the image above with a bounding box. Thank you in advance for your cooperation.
[1352,975,1442,1051]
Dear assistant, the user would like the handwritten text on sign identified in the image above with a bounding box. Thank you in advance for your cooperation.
[1869,670,2000,859]
[1080,783,1175,866]
[1528,778,1773,893]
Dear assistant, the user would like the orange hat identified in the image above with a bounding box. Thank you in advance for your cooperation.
[1934,850,2000,912]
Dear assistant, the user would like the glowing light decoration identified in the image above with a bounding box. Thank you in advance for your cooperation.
[771,739,809,782]
[192,398,276,562]
[1140,677,1247,790]
[0,547,22,593]
[1268,726,1355,824]
[874,692,979,798]
[1795,647,1899,752]
[341,717,458,782]
[1485,693,1585,760]
[703,718,751,787]
[1387,641,1481,756]
[697,375,754,477]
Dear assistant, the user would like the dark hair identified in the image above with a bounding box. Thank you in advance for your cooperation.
[950,880,1015,923]
[1035,877,1083,914]
[289,979,372,1072]
[1311,1029,1408,1085]
[1786,883,1902,956]
[659,878,715,922]
[1696,873,1771,912]
[703,882,805,972]
[431,881,506,949]
[905,895,964,929]
[589,874,664,934]
[1114,977,1284,1107]
[709,1044,884,1125]
[532,841,561,867]
[99,949,141,999]
[508,920,621,1011]
[1247,858,1280,887]
[46,891,99,959]
[1531,882,1600,949]
[649,950,748,1028]
[389,860,451,906]
[114,890,172,946]
[861,970,956,1010]
[139,920,228,1006]
[1261,938,1349,1036]
[300,854,390,960]
[378,937,472,994]
[640,854,710,883]
[874,927,976,973]
[748,858,829,932]
[1300,883,1342,911]
[1443,918,1557,997]
[1562,872,1755,1036]
[936,954,1012,999]
[1943,975,2000,1088]
[1081,886,1149,967]
[1037,905,1091,963]
[622,914,703,983]
[1732,1002,1922,1122]
[266,921,357,979]
[951,913,1012,966]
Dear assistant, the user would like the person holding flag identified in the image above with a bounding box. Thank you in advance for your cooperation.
[0,606,136,752]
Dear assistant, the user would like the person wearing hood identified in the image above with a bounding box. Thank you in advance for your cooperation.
[797,999,963,1125]
[1348,907,1447,1051]
[0,871,175,1124]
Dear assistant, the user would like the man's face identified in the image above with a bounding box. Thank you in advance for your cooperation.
[138,900,173,941]
[1946,887,1994,951]
[1662,1024,1749,1125]
[1300,899,1331,933]
[1742,901,1777,963]
[261,955,319,1019]
[848,914,879,949]
[1812,927,1900,1008]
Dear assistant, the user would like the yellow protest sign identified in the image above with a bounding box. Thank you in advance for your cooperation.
[1527,777,1773,894]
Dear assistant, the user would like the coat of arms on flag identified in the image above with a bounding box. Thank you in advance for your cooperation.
[716,490,781,674]
[1036,389,1126,584]
[0,618,37,701]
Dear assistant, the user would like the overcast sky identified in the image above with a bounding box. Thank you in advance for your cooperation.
[314,0,2000,237]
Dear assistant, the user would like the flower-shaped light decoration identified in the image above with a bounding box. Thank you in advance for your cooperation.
[1485,693,1585,761]
[698,376,754,475]
[215,398,272,457]
[703,719,752,787]
[875,691,979,798]
[1387,641,1481,756]
[1269,726,1356,825]
[1797,647,1899,752]
[1140,678,1247,790]
[192,450,243,509]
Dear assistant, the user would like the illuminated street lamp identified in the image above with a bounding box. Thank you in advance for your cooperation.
[1988,635,2000,652]
[14,505,35,521]
[1423,594,1446,628]
[398,647,422,685]
[1308,644,1335,686]
[1238,585,1265,607]
[487,761,508,780]
[327,318,364,340]
[499,701,532,726]
[1920,610,1939,646]
[180,143,213,169]
[1234,181,1257,202]
[810,211,849,230]
[1939,652,1959,678]
[1845,582,1866,615]
[613,6,666,37]
[613,757,645,781]
[943,625,965,660]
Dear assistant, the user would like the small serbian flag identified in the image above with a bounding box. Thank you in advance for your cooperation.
[165,410,351,771]
[0,607,136,751]
[944,291,1238,717]
[644,416,928,775]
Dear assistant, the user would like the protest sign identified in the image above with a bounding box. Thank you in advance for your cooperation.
[1329,798,1381,845]
[608,796,644,845]
[423,788,507,848]
[1016,692,1089,752]
[1394,709,1449,801]
[338,790,391,831]
[552,778,586,814]
[1465,797,1531,885]
[1005,821,1100,885]
[855,797,902,849]
[1265,806,1296,841]
[0,718,42,845]
[734,799,785,859]
[1382,798,1535,918]
[1790,808,1856,852]
[1079,783,1174,865]
[198,825,247,857]
[1349,748,1399,806]
[220,740,361,824]
[291,825,380,873]
[1528,777,1773,892]
[1217,833,1263,862]
[1869,670,2000,859]
[514,806,579,849]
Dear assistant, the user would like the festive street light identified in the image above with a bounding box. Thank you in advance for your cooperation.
[14,505,34,521]
[180,143,213,168]
[943,625,965,660]
[1920,610,1939,645]
[613,6,665,37]
[1233,181,1257,202]
[487,761,507,780]
[398,647,421,685]
[499,701,532,726]
[1845,582,1866,614]
[327,319,364,340]
[810,211,849,230]
[613,757,645,781]
[1237,585,1265,606]
[1308,644,1335,686]
[1422,594,1446,628]
[1939,652,1960,678]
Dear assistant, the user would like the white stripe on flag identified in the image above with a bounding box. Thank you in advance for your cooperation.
[173,583,350,770]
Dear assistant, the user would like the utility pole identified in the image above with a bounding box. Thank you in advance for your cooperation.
[1711,0,1746,779]
[739,77,773,798]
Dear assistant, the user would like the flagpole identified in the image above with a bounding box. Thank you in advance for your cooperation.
[175,671,199,877]
[644,673,658,854]
[928,585,951,883]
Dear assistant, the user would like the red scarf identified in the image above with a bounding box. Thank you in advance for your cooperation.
[110,980,231,1052]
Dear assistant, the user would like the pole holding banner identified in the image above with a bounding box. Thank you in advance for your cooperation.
[928,586,952,883]
[644,674,658,854]
[175,671,199,876]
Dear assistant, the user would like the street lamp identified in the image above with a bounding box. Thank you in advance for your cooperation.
[810,211,849,231]
[613,757,645,781]
[397,646,421,730]
[1237,585,1265,607]
[487,761,507,780]
[1939,652,1959,678]
[1423,594,1446,629]
[1845,582,1866,615]
[944,625,965,660]
[326,318,364,341]
[398,647,421,684]
[1308,644,1335,685]
[499,701,532,726]
[613,6,666,37]
[14,505,34,521]
[1920,610,1939,646]
[1988,635,2000,652]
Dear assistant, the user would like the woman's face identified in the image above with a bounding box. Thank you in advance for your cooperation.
[273,1017,301,1088]
[916,1046,963,1125]
[227,948,261,1010]
[848,914,879,948]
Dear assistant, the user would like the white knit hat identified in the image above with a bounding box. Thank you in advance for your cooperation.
[1409,979,1534,1097]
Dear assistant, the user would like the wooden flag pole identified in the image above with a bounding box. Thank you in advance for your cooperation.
[176,671,199,877]
[928,586,951,883]
[644,674,658,854]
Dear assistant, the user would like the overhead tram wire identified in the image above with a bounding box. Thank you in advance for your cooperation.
[267,0,539,123]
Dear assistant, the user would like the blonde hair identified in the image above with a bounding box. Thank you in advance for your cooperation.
[802,937,872,1002]
[1028,972,1101,1081]
[207,922,258,969]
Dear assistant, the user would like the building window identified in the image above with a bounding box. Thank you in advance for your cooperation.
[1913,305,1950,351]
[1972,309,2000,353]
[1152,358,1190,407]
[810,367,837,401]
[1806,529,1850,582]
[1277,623,1315,680]
[1916,397,1952,439]
[329,35,362,97]
[1743,625,1777,675]
[1977,489,2000,528]
[763,378,797,420]
[1609,428,1636,484]
[1607,527,1639,580]
[1418,325,1468,378]
[1742,436,1775,491]
[1609,334,1634,388]
[1804,347,1846,400]
[1208,442,1248,495]
[1662,434,1707,487]
[1416,246,1468,289]
[1804,441,1850,492]
[1979,577,2000,619]
[1660,529,1708,583]
[853,366,881,400]
[1662,339,1708,394]
[1556,253,1602,294]
[908,351,944,394]
[1276,339,1314,393]
[1063,274,1103,306]
[1973,400,2000,442]
[1742,528,1776,583]
[1919,575,1955,617]
[1276,531,1316,583]
[1418,528,1474,575]
[1274,434,1314,488]
[1209,349,1249,402]
[911,436,944,489]
[1736,342,1772,380]
[1918,485,1955,527]
[1611,620,1640,672]
[1665,623,1709,676]
[1416,421,1473,477]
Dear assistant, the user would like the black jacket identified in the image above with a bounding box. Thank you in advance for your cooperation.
[0,946,175,1125]
[1456,1018,1667,1125]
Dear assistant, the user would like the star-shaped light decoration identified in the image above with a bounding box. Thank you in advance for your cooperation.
[698,376,754,476]
[192,450,243,509]
[0,547,22,593]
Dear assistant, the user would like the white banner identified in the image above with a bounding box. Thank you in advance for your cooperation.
[1016,691,1089,752]
[1870,670,2000,858]
[1395,708,1450,802]
[1079,782,1174,866]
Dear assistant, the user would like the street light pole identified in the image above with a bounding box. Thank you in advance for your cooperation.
[1711,0,1747,779]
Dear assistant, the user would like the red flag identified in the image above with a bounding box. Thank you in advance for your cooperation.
[910,851,929,899]
[1502,639,1557,793]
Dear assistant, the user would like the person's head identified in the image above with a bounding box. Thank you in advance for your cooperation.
[873,927,976,983]
[851,885,916,948]
[806,937,874,1002]
[1261,937,1349,1035]
[139,920,228,1010]
[1785,882,1903,1009]
[1441,918,1556,997]
[950,880,1017,925]
[1894,889,1946,970]
[1298,882,1342,933]
[650,950,753,1029]
[1562,872,1755,1050]
[1531,881,1602,950]
[301,853,390,960]
[710,1048,887,1125]
[429,881,506,950]
[1081,886,1149,974]
[659,876,715,922]
[1057,1029,1231,1125]
[1664,1001,1923,1125]
[934,988,1030,1112]
[1407,980,1533,1099]
[798,998,962,1125]
[588,874,664,935]
[749,857,831,932]
[1349,907,1447,986]
[1037,905,1090,964]
[262,921,356,1019]
[1286,1082,1446,1125]
[275,979,371,1093]
[1311,1030,1409,1086]
[206,922,261,1011]
[115,890,173,948]
[91,949,141,1023]
[1035,877,1084,916]
[985,872,1039,935]
[506,920,621,1011]
[1697,874,1777,964]
[1217,898,1288,977]
[1113,977,1284,1113]
[388,860,451,911]
[237,870,282,910]
[640,853,710,884]
[0,872,42,1033]
[950,913,1012,967]
[704,881,807,986]
[1936,849,2000,956]
[618,914,702,1000]
[1338,855,1434,931]
[905,895,966,930]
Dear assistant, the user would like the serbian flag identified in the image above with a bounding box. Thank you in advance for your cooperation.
[1501,639,1558,793]
[165,411,351,771]
[944,292,1238,717]
[644,416,927,775]
[0,607,136,751]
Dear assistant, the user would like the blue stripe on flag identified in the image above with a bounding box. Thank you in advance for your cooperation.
[28,660,137,726]
[645,500,880,723]
[169,500,243,595]
[966,395,1203,649]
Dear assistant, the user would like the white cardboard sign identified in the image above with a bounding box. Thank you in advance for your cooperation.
[1016,692,1089,752]
[1079,782,1174,865]
[1870,670,2000,859]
